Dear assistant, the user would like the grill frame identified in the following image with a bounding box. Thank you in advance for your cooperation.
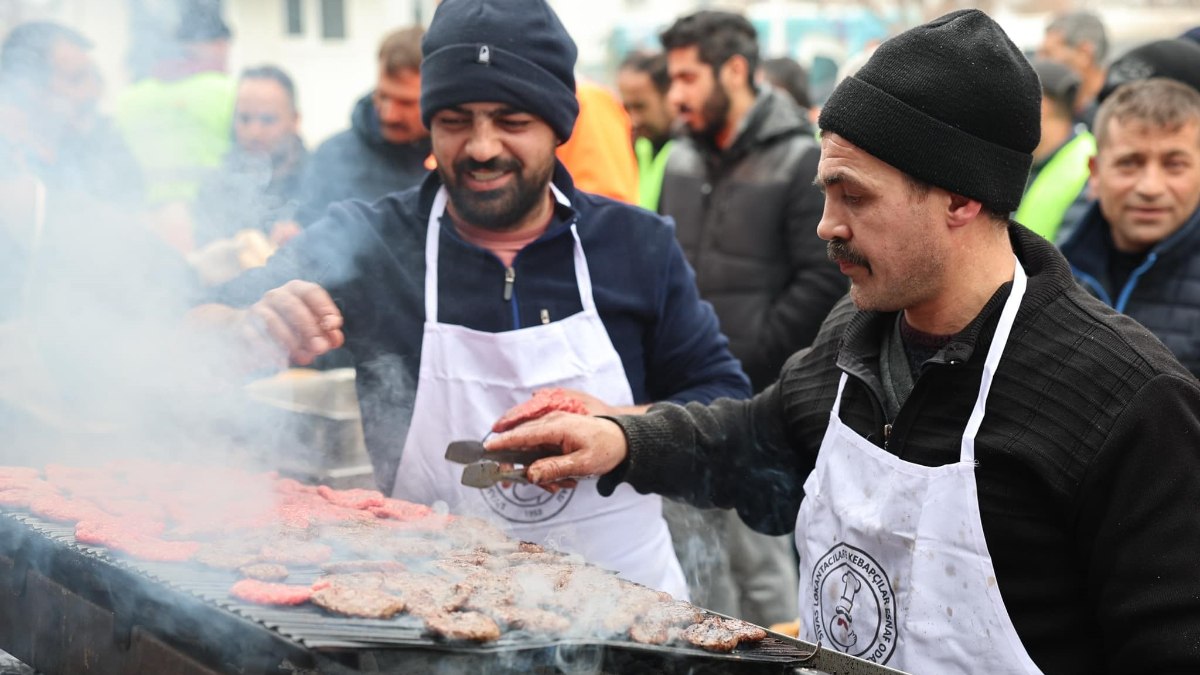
[0,511,845,675]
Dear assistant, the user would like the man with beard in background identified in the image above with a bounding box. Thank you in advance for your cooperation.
[651,10,845,629]
[295,27,433,226]
[486,10,1200,673]
[192,0,751,600]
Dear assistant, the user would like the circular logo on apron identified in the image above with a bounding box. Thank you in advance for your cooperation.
[811,542,898,664]
[481,483,574,523]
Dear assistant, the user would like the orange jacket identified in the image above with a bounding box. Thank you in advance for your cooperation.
[556,80,638,204]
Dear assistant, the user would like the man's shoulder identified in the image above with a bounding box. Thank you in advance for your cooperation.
[312,128,365,161]
[572,190,674,237]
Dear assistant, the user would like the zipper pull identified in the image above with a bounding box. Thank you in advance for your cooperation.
[883,423,892,449]
[540,309,550,325]
[503,267,515,301]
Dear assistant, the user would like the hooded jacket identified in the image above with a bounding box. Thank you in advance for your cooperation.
[659,86,845,391]
[1061,201,1200,377]
[602,223,1200,673]
[296,93,432,225]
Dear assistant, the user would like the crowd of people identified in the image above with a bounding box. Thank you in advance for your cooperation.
[3,1,1200,672]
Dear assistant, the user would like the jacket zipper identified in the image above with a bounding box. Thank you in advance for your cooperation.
[503,266,520,329]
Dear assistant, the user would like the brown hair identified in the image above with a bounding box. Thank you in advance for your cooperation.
[378,26,424,76]
[1095,77,1200,150]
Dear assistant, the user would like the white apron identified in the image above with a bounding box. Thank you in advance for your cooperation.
[795,258,1042,673]
[392,186,687,599]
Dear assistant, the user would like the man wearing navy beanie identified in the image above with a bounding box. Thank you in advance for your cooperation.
[198,0,752,603]
[486,9,1200,673]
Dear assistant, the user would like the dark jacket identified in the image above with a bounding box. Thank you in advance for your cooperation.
[217,163,751,493]
[659,86,845,392]
[605,224,1200,674]
[295,94,432,225]
[1061,201,1200,377]
[192,137,308,245]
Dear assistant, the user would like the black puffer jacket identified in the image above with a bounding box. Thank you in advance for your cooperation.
[604,224,1200,674]
[659,87,845,391]
[1060,201,1200,377]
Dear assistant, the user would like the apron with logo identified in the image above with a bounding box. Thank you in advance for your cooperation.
[392,186,687,599]
[795,258,1042,673]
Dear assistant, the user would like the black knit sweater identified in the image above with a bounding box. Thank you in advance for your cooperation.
[603,224,1200,674]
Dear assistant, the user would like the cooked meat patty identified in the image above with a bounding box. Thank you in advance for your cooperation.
[259,540,333,566]
[423,611,501,642]
[320,560,407,575]
[494,606,570,634]
[195,542,262,570]
[383,572,469,617]
[311,585,406,619]
[239,563,289,581]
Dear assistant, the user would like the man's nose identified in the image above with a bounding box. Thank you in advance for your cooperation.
[464,121,502,161]
[1135,164,1167,199]
[815,201,848,242]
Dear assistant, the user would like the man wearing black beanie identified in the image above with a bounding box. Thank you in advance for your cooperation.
[488,9,1200,674]
[192,0,753,602]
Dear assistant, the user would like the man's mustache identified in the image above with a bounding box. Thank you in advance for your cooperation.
[455,157,521,175]
[827,239,870,272]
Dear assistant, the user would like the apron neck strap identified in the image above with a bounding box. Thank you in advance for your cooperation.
[960,255,1027,463]
[424,184,596,323]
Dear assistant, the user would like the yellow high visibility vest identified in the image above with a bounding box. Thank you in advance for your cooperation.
[1015,132,1096,241]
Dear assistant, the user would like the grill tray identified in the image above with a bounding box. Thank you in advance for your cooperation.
[0,511,864,674]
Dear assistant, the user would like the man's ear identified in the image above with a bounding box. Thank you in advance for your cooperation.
[946,192,984,229]
[720,54,749,91]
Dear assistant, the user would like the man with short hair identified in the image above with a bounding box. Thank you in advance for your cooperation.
[0,21,144,208]
[1039,10,1109,128]
[1014,58,1094,243]
[653,10,843,628]
[296,26,432,225]
[488,10,1200,673]
[1061,78,1200,377]
[616,51,674,212]
[191,0,751,599]
[193,65,307,248]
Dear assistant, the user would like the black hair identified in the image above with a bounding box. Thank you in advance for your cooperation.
[760,56,810,108]
[619,50,669,95]
[660,11,759,88]
[240,64,298,111]
[0,21,92,83]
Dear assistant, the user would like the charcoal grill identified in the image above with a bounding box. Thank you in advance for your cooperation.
[0,510,905,675]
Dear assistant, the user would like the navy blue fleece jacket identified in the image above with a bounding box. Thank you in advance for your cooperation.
[215,163,751,491]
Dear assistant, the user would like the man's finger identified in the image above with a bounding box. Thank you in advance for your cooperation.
[291,281,343,329]
[248,304,303,356]
[264,287,329,351]
[485,413,573,451]
[527,455,590,484]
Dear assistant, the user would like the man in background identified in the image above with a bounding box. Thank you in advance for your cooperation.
[1014,58,1094,243]
[1061,78,1200,377]
[654,9,844,628]
[1039,10,1109,129]
[193,65,307,249]
[616,51,674,212]
[296,27,432,225]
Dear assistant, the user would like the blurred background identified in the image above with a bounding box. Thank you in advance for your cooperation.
[4,0,1198,148]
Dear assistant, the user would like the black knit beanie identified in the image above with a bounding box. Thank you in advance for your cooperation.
[1100,39,1200,102]
[420,0,579,142]
[819,9,1040,214]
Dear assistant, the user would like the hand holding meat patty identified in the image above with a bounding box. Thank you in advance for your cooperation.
[484,412,629,485]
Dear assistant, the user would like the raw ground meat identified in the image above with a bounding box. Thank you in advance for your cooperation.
[75,521,199,562]
[229,579,312,606]
[316,485,386,510]
[491,388,590,433]
[259,540,333,566]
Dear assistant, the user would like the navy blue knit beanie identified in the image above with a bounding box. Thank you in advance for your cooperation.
[420,0,579,141]
[819,9,1040,214]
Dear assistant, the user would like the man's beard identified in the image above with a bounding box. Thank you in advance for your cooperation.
[439,155,554,232]
[689,82,732,142]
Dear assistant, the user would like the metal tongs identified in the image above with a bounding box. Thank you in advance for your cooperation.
[445,440,561,488]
